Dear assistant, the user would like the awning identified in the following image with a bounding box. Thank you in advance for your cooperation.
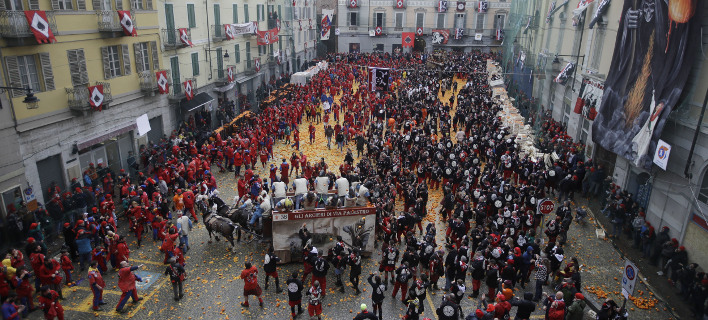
[234,73,260,84]
[214,82,236,93]
[180,92,214,112]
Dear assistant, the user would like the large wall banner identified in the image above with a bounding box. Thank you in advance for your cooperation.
[272,207,376,260]
[591,0,699,169]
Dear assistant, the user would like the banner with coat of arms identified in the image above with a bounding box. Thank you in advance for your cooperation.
[24,11,56,44]
[348,0,358,7]
[156,70,169,94]
[254,58,261,72]
[456,1,465,11]
[183,80,194,100]
[395,0,405,9]
[117,11,137,36]
[402,32,415,47]
[477,1,488,13]
[321,9,333,40]
[437,0,448,12]
[257,28,279,45]
[88,84,104,111]
[431,29,449,44]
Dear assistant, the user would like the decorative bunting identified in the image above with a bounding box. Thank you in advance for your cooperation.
[24,11,56,44]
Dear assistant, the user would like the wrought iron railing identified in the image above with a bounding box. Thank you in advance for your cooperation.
[0,10,57,38]
[162,28,189,48]
[211,24,225,41]
[66,82,113,112]
[168,77,196,101]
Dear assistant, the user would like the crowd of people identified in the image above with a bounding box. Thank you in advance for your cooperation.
[2,49,699,320]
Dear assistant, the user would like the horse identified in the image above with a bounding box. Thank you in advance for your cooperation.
[206,192,263,243]
[202,205,238,252]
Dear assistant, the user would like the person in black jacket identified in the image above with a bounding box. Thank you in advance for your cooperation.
[353,303,378,320]
[509,292,535,320]
[286,272,304,318]
[436,293,461,320]
[312,252,330,296]
[164,258,186,300]
[367,272,386,320]
[348,249,362,295]
[263,246,282,293]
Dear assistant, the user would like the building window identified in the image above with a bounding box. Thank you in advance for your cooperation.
[67,49,89,87]
[191,52,199,76]
[375,12,384,27]
[349,12,358,26]
[475,11,485,30]
[235,44,241,63]
[101,45,130,79]
[436,13,445,28]
[416,12,424,28]
[187,3,196,28]
[16,55,40,92]
[233,4,238,23]
[590,27,605,70]
[244,4,249,21]
[395,12,404,28]
[214,4,220,26]
[257,4,265,21]
[170,56,180,94]
[57,0,73,10]
[246,42,251,68]
[134,42,150,71]
[5,53,54,96]
[494,14,505,29]
[133,41,158,72]
[4,0,23,10]
[130,0,152,10]
[455,13,465,29]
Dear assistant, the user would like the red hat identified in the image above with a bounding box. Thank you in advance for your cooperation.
[679,246,685,251]
[514,247,521,255]
[507,259,514,265]
[89,162,94,166]
[120,169,125,172]
[486,304,495,312]
[30,223,38,229]
[671,238,678,245]
[662,226,669,231]
[77,220,84,225]
[27,237,35,243]
[63,223,70,227]
[75,187,82,192]
[702,279,708,286]
[496,293,505,301]
[639,212,645,217]
[575,293,585,300]
[475,309,484,318]
[92,207,98,212]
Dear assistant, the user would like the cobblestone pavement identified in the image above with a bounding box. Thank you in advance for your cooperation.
[24,79,678,320]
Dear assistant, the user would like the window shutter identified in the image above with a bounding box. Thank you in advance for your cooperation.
[145,0,152,10]
[150,41,159,69]
[101,46,111,79]
[121,44,131,75]
[77,0,86,10]
[78,49,88,84]
[133,43,144,72]
[383,12,386,29]
[235,44,240,63]
[233,4,238,23]
[4,56,23,97]
[51,0,60,10]
[39,53,55,91]
[92,0,101,10]
[0,1,5,11]
[346,12,350,26]
[68,50,81,86]
[28,0,40,10]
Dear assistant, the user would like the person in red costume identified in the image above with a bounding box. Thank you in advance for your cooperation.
[115,261,143,313]
[182,188,197,221]
[38,286,62,320]
[240,262,264,308]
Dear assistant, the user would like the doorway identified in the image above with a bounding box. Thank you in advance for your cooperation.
[414,38,426,52]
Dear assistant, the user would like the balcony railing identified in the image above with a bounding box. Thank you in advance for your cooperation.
[138,70,170,95]
[214,65,236,85]
[97,10,136,33]
[211,25,225,41]
[168,77,197,102]
[162,28,190,49]
[244,66,257,76]
[66,82,113,114]
[0,10,57,38]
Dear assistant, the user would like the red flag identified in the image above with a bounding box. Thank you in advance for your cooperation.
[254,58,261,72]
[348,0,358,7]
[224,24,235,40]
[179,28,193,47]
[117,11,137,36]
[156,70,169,94]
[24,11,56,44]
[402,32,414,47]
[227,66,234,82]
[184,80,193,101]
[88,84,104,111]
[375,26,382,36]
[395,0,405,8]
[416,27,424,36]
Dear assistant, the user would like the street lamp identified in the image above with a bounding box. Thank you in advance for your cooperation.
[0,86,40,109]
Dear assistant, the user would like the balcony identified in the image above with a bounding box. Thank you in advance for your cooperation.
[168,77,197,102]
[244,66,257,76]
[162,28,190,49]
[211,25,225,42]
[138,70,170,95]
[97,10,136,37]
[0,10,57,46]
[66,82,113,116]
[214,66,236,86]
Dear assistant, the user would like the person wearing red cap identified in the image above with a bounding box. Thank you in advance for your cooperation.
[668,245,688,284]
[565,292,586,320]
[115,261,143,313]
